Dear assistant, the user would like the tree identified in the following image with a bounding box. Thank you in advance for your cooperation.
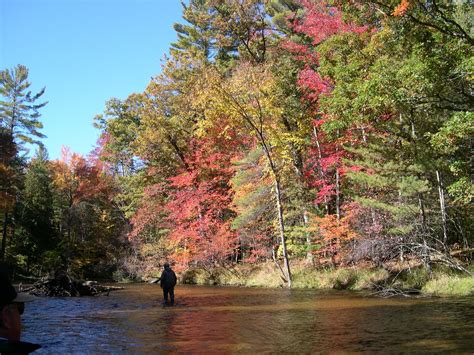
[172,0,272,65]
[231,147,277,262]
[293,0,473,265]
[284,1,368,263]
[94,96,142,178]
[50,149,125,277]
[163,135,238,269]
[0,64,47,146]
[0,130,17,260]
[194,63,294,286]
[171,0,217,63]
[0,64,47,261]
[90,0,473,279]
[351,0,473,44]
[15,147,56,273]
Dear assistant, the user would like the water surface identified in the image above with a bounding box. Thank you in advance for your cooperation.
[22,284,474,353]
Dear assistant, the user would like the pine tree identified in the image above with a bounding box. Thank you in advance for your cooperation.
[16,147,56,273]
[0,64,47,261]
[0,130,17,260]
[0,64,47,146]
[171,0,215,62]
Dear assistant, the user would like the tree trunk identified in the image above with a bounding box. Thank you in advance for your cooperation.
[335,130,341,220]
[303,210,313,264]
[418,194,427,230]
[371,208,376,225]
[335,169,341,221]
[225,85,292,286]
[313,126,330,214]
[361,126,367,143]
[418,193,432,267]
[422,237,431,274]
[1,212,8,261]
[281,116,314,264]
[273,176,292,287]
[436,170,448,250]
[259,137,292,287]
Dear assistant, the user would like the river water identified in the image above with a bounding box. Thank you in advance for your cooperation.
[22,284,474,353]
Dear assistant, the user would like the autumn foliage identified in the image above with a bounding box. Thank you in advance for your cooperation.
[102,0,471,278]
[4,0,471,280]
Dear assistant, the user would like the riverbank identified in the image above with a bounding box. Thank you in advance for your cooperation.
[179,260,474,297]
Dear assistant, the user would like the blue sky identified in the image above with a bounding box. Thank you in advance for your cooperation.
[1,0,183,160]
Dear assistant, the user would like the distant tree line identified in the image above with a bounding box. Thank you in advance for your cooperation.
[0,65,127,279]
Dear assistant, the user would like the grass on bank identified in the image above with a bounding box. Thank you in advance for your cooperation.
[179,260,474,296]
[181,261,390,290]
[422,274,474,296]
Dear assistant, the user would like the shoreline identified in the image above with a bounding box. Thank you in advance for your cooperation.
[12,260,474,298]
[175,260,474,297]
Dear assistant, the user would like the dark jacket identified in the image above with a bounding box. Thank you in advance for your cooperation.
[160,267,177,289]
[0,339,41,354]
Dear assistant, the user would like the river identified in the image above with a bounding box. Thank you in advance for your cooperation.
[22,284,474,353]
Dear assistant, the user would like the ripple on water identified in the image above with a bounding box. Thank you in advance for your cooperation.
[21,284,474,353]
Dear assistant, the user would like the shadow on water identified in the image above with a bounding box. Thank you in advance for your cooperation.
[21,284,474,353]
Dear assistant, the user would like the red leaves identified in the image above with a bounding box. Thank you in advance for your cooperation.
[129,135,238,268]
[288,0,367,107]
[292,1,367,46]
[313,183,334,203]
[292,1,370,227]
[294,1,348,45]
[297,67,332,103]
[165,138,237,264]
[282,41,320,64]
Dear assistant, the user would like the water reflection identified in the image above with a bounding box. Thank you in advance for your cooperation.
[21,284,474,353]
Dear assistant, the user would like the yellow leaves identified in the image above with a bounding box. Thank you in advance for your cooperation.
[393,0,410,16]
[193,62,281,128]
[50,159,75,193]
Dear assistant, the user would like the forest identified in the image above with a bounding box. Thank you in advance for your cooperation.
[1,0,472,293]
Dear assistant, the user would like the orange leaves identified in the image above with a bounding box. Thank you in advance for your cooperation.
[312,213,358,244]
[393,0,410,16]
[309,210,358,262]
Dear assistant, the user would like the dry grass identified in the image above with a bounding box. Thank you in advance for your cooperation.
[184,260,391,290]
[179,260,474,296]
[422,274,474,296]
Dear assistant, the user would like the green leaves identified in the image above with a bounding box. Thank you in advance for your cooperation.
[429,112,474,155]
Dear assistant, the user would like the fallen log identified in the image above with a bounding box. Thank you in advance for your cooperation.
[20,272,123,297]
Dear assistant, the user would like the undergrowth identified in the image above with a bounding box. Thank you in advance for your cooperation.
[179,260,474,296]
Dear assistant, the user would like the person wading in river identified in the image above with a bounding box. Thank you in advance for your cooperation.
[160,263,177,306]
[0,265,41,353]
